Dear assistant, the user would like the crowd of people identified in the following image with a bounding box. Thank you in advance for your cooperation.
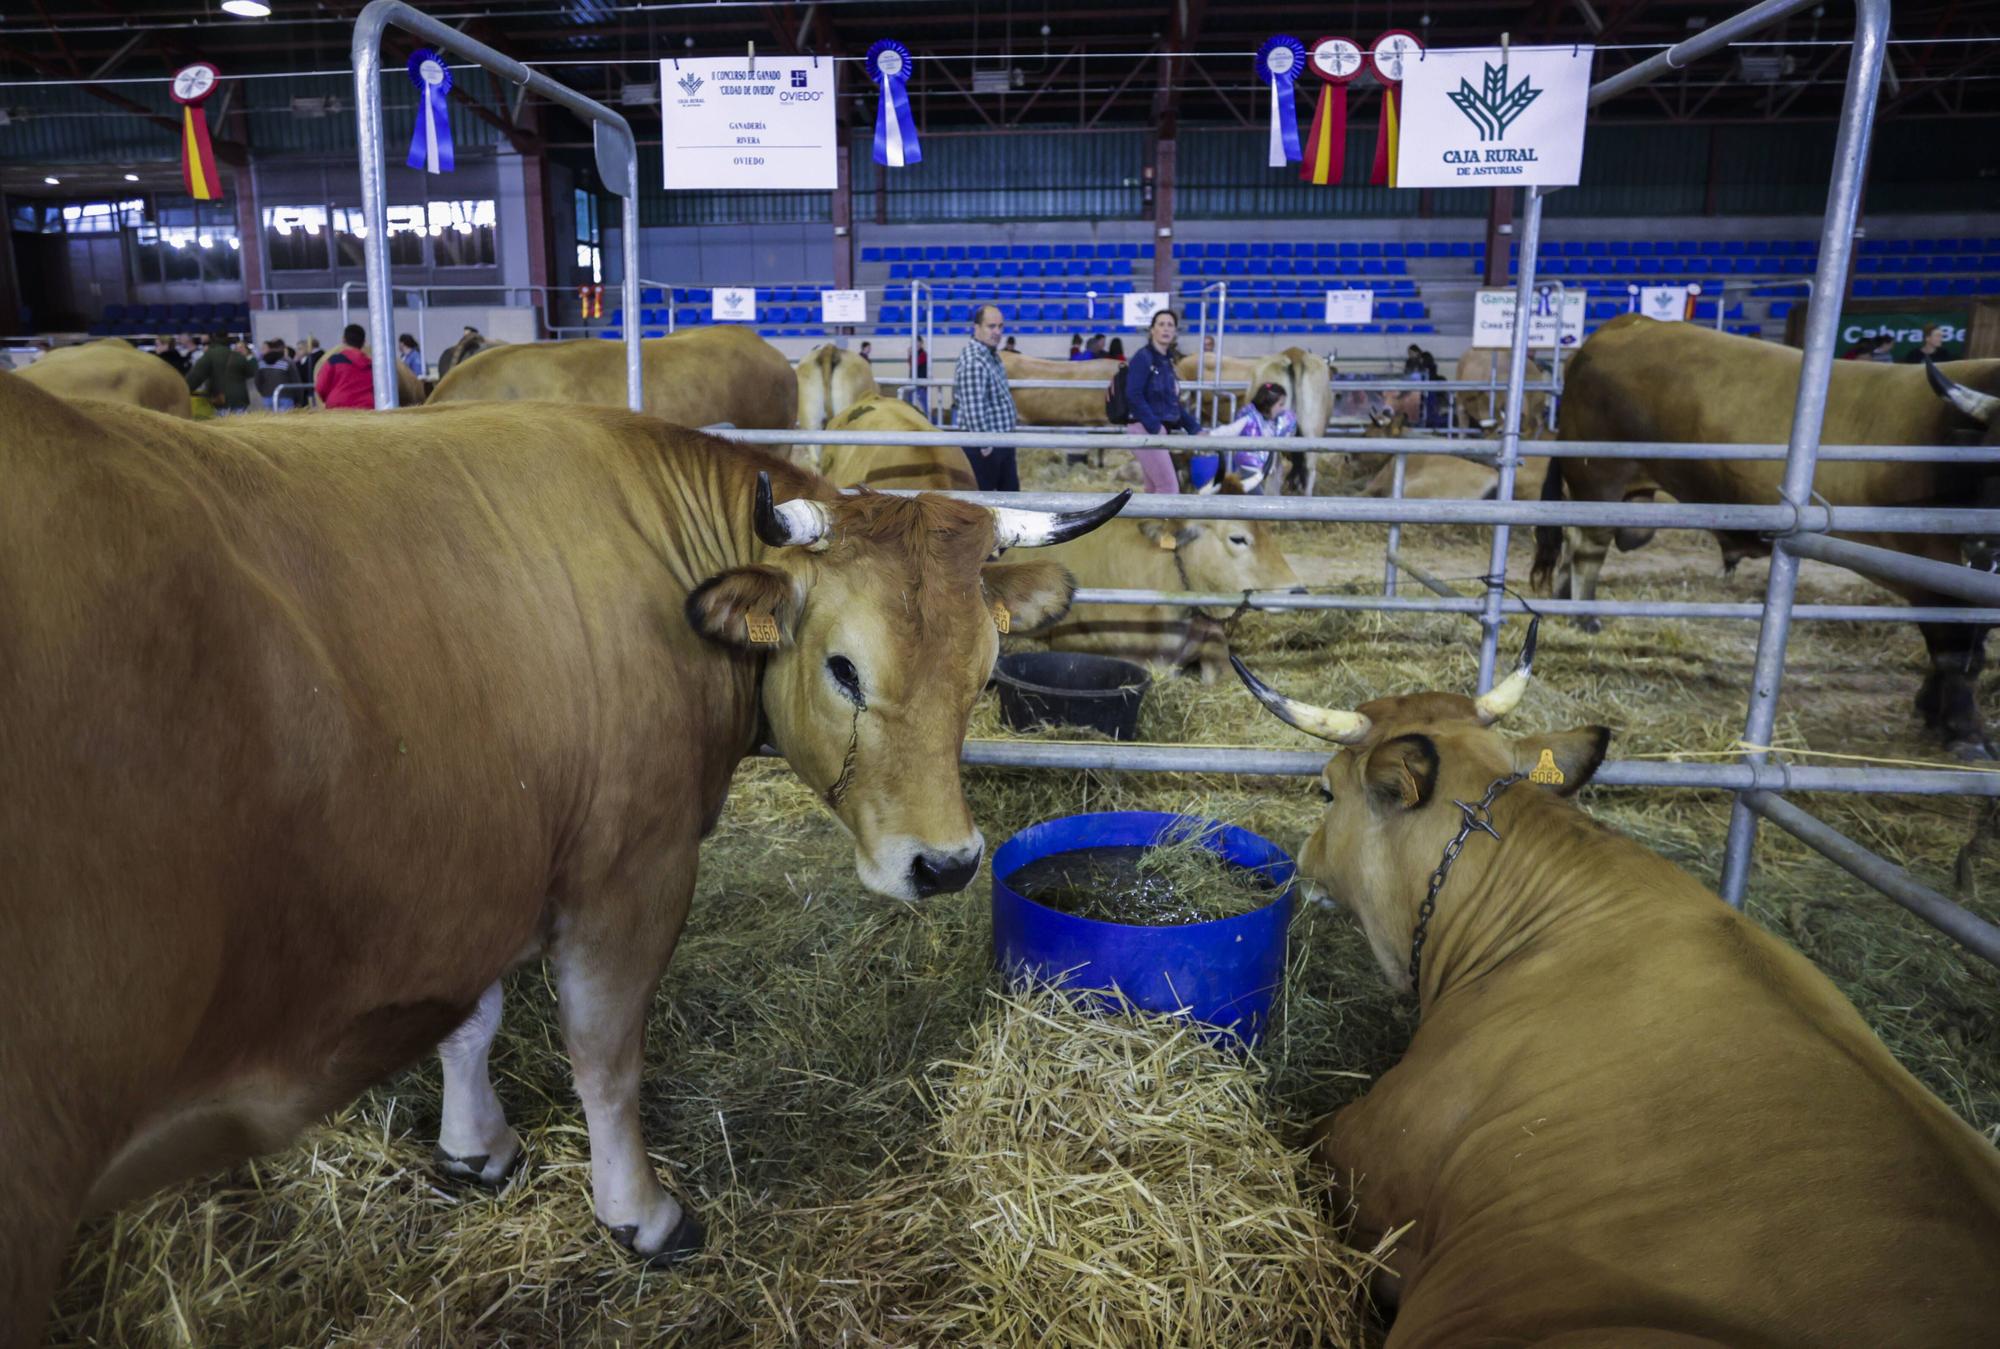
[140,325,416,413]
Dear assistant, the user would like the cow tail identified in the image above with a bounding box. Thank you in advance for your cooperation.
[1530,457,1567,592]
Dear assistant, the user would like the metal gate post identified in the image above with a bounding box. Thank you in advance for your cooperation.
[352,0,642,410]
[1718,0,1891,906]
[1476,185,1547,692]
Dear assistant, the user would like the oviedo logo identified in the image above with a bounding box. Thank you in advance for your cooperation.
[676,71,704,98]
[1449,62,1540,142]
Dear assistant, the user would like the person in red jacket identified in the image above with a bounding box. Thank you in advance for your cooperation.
[314,324,378,410]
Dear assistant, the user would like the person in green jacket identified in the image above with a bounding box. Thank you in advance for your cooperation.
[184,331,257,415]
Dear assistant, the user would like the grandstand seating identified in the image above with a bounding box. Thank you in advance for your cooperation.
[89,301,250,337]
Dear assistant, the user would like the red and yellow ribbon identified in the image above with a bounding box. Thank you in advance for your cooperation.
[1367,31,1422,188]
[1301,37,1361,186]
[170,63,223,201]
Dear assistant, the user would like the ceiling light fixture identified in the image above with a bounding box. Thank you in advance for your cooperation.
[123,172,140,182]
[43,175,59,185]
[221,0,272,17]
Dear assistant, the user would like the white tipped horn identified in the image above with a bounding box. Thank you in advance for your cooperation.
[1231,655,1372,745]
[1926,357,1999,426]
[1473,615,1539,725]
[753,471,832,549]
[990,489,1130,550]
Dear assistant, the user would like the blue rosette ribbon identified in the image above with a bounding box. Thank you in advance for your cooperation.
[406,49,455,174]
[1255,36,1307,167]
[866,40,921,168]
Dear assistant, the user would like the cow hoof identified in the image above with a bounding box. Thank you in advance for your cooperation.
[604,1210,706,1268]
[1948,738,1996,763]
[1571,616,1603,636]
[432,1141,526,1190]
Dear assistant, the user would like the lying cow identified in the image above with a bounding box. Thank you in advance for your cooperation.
[427,325,797,429]
[1360,395,1547,501]
[819,395,975,491]
[1037,494,1301,681]
[17,337,191,418]
[1232,642,2000,1347]
[0,367,1123,1343]
[1533,315,2000,756]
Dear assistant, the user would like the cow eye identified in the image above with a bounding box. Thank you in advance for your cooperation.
[1229,533,1251,546]
[826,654,864,705]
[1317,783,1334,803]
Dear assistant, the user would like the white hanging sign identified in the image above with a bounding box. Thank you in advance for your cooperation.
[712,287,757,323]
[1324,289,1375,325]
[1638,284,1690,322]
[660,57,837,190]
[1472,286,1585,349]
[1122,291,1171,328]
[1396,44,1593,188]
[821,289,867,324]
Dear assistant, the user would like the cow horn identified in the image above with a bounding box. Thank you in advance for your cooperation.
[1473,615,1540,725]
[990,489,1131,550]
[1925,357,1999,426]
[754,471,832,549]
[1230,655,1372,744]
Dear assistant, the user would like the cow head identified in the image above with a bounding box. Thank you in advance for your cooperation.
[690,473,1126,901]
[1926,359,2000,445]
[1231,624,1610,991]
[1139,509,1301,595]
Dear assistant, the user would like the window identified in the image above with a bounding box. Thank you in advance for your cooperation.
[429,199,496,268]
[134,223,242,283]
[264,205,330,271]
[574,187,601,283]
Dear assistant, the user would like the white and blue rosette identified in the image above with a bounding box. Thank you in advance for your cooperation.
[866,39,921,168]
[406,49,455,174]
[1256,36,1307,168]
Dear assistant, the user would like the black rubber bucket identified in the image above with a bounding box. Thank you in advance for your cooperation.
[993,652,1151,741]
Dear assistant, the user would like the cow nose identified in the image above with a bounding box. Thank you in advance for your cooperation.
[1288,584,1309,595]
[909,848,980,898]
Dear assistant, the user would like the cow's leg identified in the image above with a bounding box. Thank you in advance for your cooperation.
[552,861,702,1266]
[1565,526,1614,634]
[434,979,524,1186]
[1917,619,1994,759]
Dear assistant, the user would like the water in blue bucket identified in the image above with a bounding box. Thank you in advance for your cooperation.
[991,811,1296,1043]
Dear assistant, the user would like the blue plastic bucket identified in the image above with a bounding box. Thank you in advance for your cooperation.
[991,811,1296,1043]
[1188,452,1221,490]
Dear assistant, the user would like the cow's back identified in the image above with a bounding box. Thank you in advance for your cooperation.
[1358,811,2000,1346]
[18,340,191,418]
[820,397,973,490]
[428,328,797,429]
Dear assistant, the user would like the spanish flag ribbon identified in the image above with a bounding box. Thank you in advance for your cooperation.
[1370,86,1400,187]
[1367,30,1422,188]
[170,63,223,201]
[1301,37,1362,186]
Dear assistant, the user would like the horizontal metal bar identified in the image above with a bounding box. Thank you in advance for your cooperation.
[921,489,2000,536]
[1745,792,2000,966]
[1780,532,2000,607]
[722,428,1995,465]
[1591,0,1821,106]
[944,742,2000,795]
[1067,589,2000,625]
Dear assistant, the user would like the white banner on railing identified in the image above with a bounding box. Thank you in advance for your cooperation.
[1396,45,1593,188]
[660,57,837,190]
[1638,284,1691,322]
[1122,291,1171,328]
[821,289,867,324]
[1324,289,1375,325]
[712,287,757,323]
[1471,286,1584,348]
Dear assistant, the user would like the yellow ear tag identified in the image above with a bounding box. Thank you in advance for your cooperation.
[1529,748,1566,786]
[991,601,1012,634]
[745,611,781,647]
[1157,532,1179,552]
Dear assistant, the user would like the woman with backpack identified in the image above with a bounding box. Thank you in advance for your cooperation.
[1115,308,1201,494]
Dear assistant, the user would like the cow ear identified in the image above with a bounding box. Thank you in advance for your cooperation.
[686,565,802,649]
[1511,725,1611,797]
[1363,734,1439,812]
[983,560,1074,633]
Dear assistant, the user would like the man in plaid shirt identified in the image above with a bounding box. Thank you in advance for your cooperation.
[952,304,1020,492]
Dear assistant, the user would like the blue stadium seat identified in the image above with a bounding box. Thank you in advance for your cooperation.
[641,287,665,305]
[600,329,622,340]
[1448,242,1471,258]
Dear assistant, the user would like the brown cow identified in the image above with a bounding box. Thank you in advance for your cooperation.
[434,327,504,379]
[17,338,191,418]
[820,395,975,491]
[1453,345,1553,435]
[1532,315,2000,756]
[1232,646,2000,1348]
[794,343,882,470]
[1035,497,1301,681]
[0,370,1124,1342]
[427,326,797,429]
[1000,349,1112,427]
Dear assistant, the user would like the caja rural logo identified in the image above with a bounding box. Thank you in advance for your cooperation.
[676,71,704,98]
[1449,62,1540,141]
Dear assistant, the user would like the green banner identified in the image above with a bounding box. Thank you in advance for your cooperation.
[1838,310,1970,361]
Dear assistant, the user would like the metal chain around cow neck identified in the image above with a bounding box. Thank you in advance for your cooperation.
[1408,771,1526,992]
[1165,532,1257,630]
